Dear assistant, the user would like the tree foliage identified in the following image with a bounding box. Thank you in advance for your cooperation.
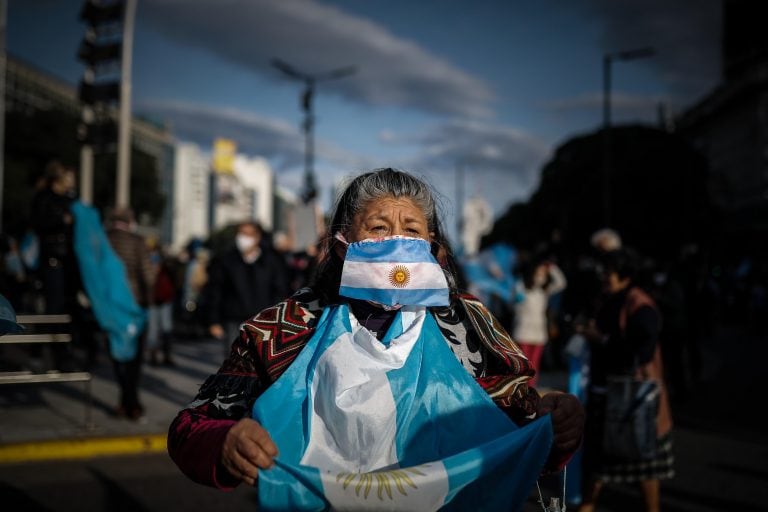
[485,125,715,263]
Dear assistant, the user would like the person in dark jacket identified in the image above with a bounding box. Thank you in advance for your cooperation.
[30,161,77,315]
[105,206,155,420]
[29,161,85,370]
[204,221,289,356]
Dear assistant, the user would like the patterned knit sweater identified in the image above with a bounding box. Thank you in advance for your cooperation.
[167,288,541,488]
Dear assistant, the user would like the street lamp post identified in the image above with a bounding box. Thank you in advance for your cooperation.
[601,46,655,226]
[271,59,356,203]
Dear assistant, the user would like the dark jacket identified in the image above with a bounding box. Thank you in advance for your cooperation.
[203,246,289,326]
[106,227,155,308]
[30,188,74,263]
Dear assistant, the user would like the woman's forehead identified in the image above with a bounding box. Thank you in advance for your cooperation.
[356,196,426,221]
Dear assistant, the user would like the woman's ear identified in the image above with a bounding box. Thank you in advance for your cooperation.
[333,237,348,260]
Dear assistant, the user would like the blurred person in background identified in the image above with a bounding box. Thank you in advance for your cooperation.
[513,256,567,387]
[578,248,674,512]
[29,160,83,370]
[147,238,176,366]
[30,161,77,315]
[202,221,289,357]
[1,234,27,309]
[179,238,208,337]
[105,207,155,420]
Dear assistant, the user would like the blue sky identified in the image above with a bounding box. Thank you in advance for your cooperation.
[7,0,721,239]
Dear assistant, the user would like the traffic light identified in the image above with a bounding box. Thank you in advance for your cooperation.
[80,0,124,24]
[78,120,118,149]
[77,0,126,147]
[78,81,120,105]
[78,39,122,67]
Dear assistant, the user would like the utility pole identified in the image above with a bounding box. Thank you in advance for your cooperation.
[116,0,135,208]
[77,0,132,207]
[271,58,356,204]
[0,0,7,228]
[601,46,655,226]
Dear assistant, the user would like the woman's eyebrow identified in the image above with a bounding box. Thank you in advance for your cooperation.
[364,213,390,221]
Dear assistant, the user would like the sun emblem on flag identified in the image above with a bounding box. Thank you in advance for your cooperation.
[389,265,410,288]
[335,465,429,500]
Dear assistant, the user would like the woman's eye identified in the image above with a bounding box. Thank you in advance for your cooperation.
[371,225,387,232]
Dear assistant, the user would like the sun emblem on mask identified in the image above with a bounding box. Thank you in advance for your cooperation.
[389,265,411,288]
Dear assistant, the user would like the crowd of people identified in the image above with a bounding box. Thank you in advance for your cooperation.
[0,160,314,423]
[2,164,765,511]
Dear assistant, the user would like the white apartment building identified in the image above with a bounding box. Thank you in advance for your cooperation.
[215,154,274,232]
[170,143,210,253]
[168,143,275,253]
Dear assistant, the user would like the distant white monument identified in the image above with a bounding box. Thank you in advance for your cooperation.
[462,196,493,256]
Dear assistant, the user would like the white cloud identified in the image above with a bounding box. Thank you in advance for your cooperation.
[378,120,553,225]
[140,0,494,118]
[411,119,550,183]
[137,100,368,171]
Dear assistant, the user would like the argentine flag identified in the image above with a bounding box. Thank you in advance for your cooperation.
[339,236,450,307]
[72,202,146,362]
[252,304,552,511]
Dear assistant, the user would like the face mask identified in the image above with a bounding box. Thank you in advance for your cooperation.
[338,234,450,308]
[236,234,257,253]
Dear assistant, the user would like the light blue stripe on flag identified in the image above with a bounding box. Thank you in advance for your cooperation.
[344,237,437,263]
[338,286,449,308]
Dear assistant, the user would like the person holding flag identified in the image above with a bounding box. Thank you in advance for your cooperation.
[168,168,584,511]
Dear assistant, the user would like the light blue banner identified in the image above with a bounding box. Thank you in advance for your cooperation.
[72,202,145,362]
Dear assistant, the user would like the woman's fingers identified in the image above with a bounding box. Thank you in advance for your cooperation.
[222,418,280,484]
[248,422,279,460]
[224,449,261,486]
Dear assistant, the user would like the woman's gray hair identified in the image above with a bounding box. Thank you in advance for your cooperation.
[330,168,438,234]
[312,168,459,303]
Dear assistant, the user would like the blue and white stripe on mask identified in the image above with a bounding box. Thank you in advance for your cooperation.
[339,236,450,307]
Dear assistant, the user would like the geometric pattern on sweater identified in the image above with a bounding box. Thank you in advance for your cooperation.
[202,287,538,424]
[221,288,321,381]
[459,294,528,374]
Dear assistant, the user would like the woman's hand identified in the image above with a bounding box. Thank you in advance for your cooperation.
[221,418,279,486]
[538,391,585,456]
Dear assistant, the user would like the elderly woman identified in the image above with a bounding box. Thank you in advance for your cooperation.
[169,169,583,510]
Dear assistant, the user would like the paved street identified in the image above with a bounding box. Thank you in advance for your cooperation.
[1,321,766,511]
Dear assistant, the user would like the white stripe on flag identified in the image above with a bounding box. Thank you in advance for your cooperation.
[300,310,426,473]
[340,261,447,290]
[319,462,449,511]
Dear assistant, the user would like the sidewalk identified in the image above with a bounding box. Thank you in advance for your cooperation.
[0,336,225,461]
[0,332,571,462]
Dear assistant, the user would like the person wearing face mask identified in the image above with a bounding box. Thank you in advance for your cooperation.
[512,256,567,387]
[169,169,584,511]
[203,221,289,357]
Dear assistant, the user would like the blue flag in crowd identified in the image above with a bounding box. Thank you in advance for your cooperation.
[252,303,552,511]
[72,201,145,362]
[462,243,518,306]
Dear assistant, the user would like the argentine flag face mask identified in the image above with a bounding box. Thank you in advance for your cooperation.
[337,234,450,308]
